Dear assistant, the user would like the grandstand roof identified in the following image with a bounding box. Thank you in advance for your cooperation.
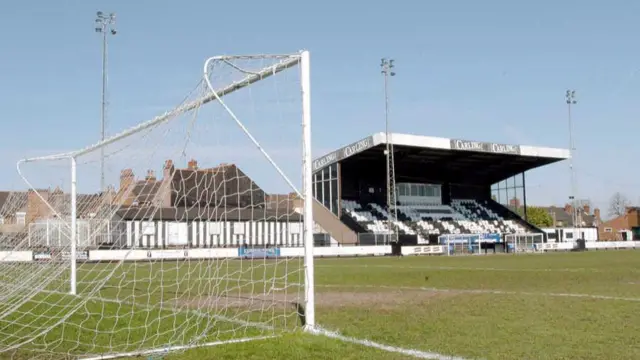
[313,132,570,185]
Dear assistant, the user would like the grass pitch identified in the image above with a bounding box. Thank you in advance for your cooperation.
[181,250,640,360]
[3,250,640,359]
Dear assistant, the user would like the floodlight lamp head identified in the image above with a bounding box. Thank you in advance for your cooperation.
[95,27,102,32]
[390,72,396,76]
[111,29,117,35]
[97,11,103,17]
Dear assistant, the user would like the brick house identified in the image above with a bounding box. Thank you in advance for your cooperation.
[540,203,601,228]
[597,207,640,241]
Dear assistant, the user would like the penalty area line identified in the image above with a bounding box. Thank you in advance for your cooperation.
[309,326,473,360]
[318,284,640,302]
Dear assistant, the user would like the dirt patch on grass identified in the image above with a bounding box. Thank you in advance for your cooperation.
[176,289,461,312]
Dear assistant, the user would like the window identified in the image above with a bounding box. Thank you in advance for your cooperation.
[322,167,330,181]
[16,212,26,226]
[322,181,331,208]
[425,186,434,197]
[330,163,337,179]
[315,181,321,201]
[331,179,339,215]
[604,227,613,233]
[565,232,574,239]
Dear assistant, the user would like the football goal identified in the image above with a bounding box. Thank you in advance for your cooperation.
[0,51,314,359]
[505,233,544,253]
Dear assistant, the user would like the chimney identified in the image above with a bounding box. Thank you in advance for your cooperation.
[594,208,601,220]
[163,159,175,180]
[119,169,135,192]
[103,185,116,205]
[564,203,572,214]
[145,170,156,182]
[26,189,49,225]
[583,204,591,215]
[509,198,520,208]
[188,159,198,170]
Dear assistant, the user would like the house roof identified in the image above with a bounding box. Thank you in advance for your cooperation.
[111,162,296,221]
[541,206,598,227]
[0,191,28,216]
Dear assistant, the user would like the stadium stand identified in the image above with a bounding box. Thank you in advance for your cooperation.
[312,132,570,246]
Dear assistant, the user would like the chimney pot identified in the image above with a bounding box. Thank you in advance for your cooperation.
[188,159,198,170]
[163,159,175,180]
[145,170,156,181]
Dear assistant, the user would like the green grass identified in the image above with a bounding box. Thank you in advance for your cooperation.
[3,250,640,359]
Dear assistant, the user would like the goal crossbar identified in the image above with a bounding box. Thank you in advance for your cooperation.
[17,54,302,164]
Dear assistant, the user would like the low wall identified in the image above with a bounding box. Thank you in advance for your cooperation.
[535,241,640,252]
[2,241,638,262]
[0,251,32,262]
[0,245,404,262]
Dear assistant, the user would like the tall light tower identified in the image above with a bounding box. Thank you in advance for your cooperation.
[565,90,578,230]
[95,11,116,192]
[381,58,398,244]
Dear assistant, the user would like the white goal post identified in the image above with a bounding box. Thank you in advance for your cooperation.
[0,51,314,359]
[505,233,544,254]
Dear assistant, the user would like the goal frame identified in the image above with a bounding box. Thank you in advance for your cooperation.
[13,51,315,356]
[505,232,544,254]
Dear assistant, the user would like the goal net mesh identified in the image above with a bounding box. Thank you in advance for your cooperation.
[0,53,308,359]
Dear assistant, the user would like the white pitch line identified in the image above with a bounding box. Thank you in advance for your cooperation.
[317,284,640,302]
[310,326,473,360]
[315,263,616,273]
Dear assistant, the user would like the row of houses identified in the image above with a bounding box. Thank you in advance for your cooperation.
[0,159,305,250]
[509,198,638,241]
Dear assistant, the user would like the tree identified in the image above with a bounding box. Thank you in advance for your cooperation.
[516,206,554,228]
[608,192,630,218]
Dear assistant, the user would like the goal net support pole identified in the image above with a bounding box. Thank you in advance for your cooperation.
[70,156,77,295]
[300,51,316,330]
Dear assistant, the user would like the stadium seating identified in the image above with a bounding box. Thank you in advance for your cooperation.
[341,198,529,242]
[342,199,416,236]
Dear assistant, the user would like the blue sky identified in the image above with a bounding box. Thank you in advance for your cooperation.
[1,0,639,212]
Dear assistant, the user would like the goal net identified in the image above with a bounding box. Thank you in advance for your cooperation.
[505,233,544,254]
[0,52,313,359]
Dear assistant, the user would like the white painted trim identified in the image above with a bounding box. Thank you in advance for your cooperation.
[312,326,471,360]
[314,132,570,166]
